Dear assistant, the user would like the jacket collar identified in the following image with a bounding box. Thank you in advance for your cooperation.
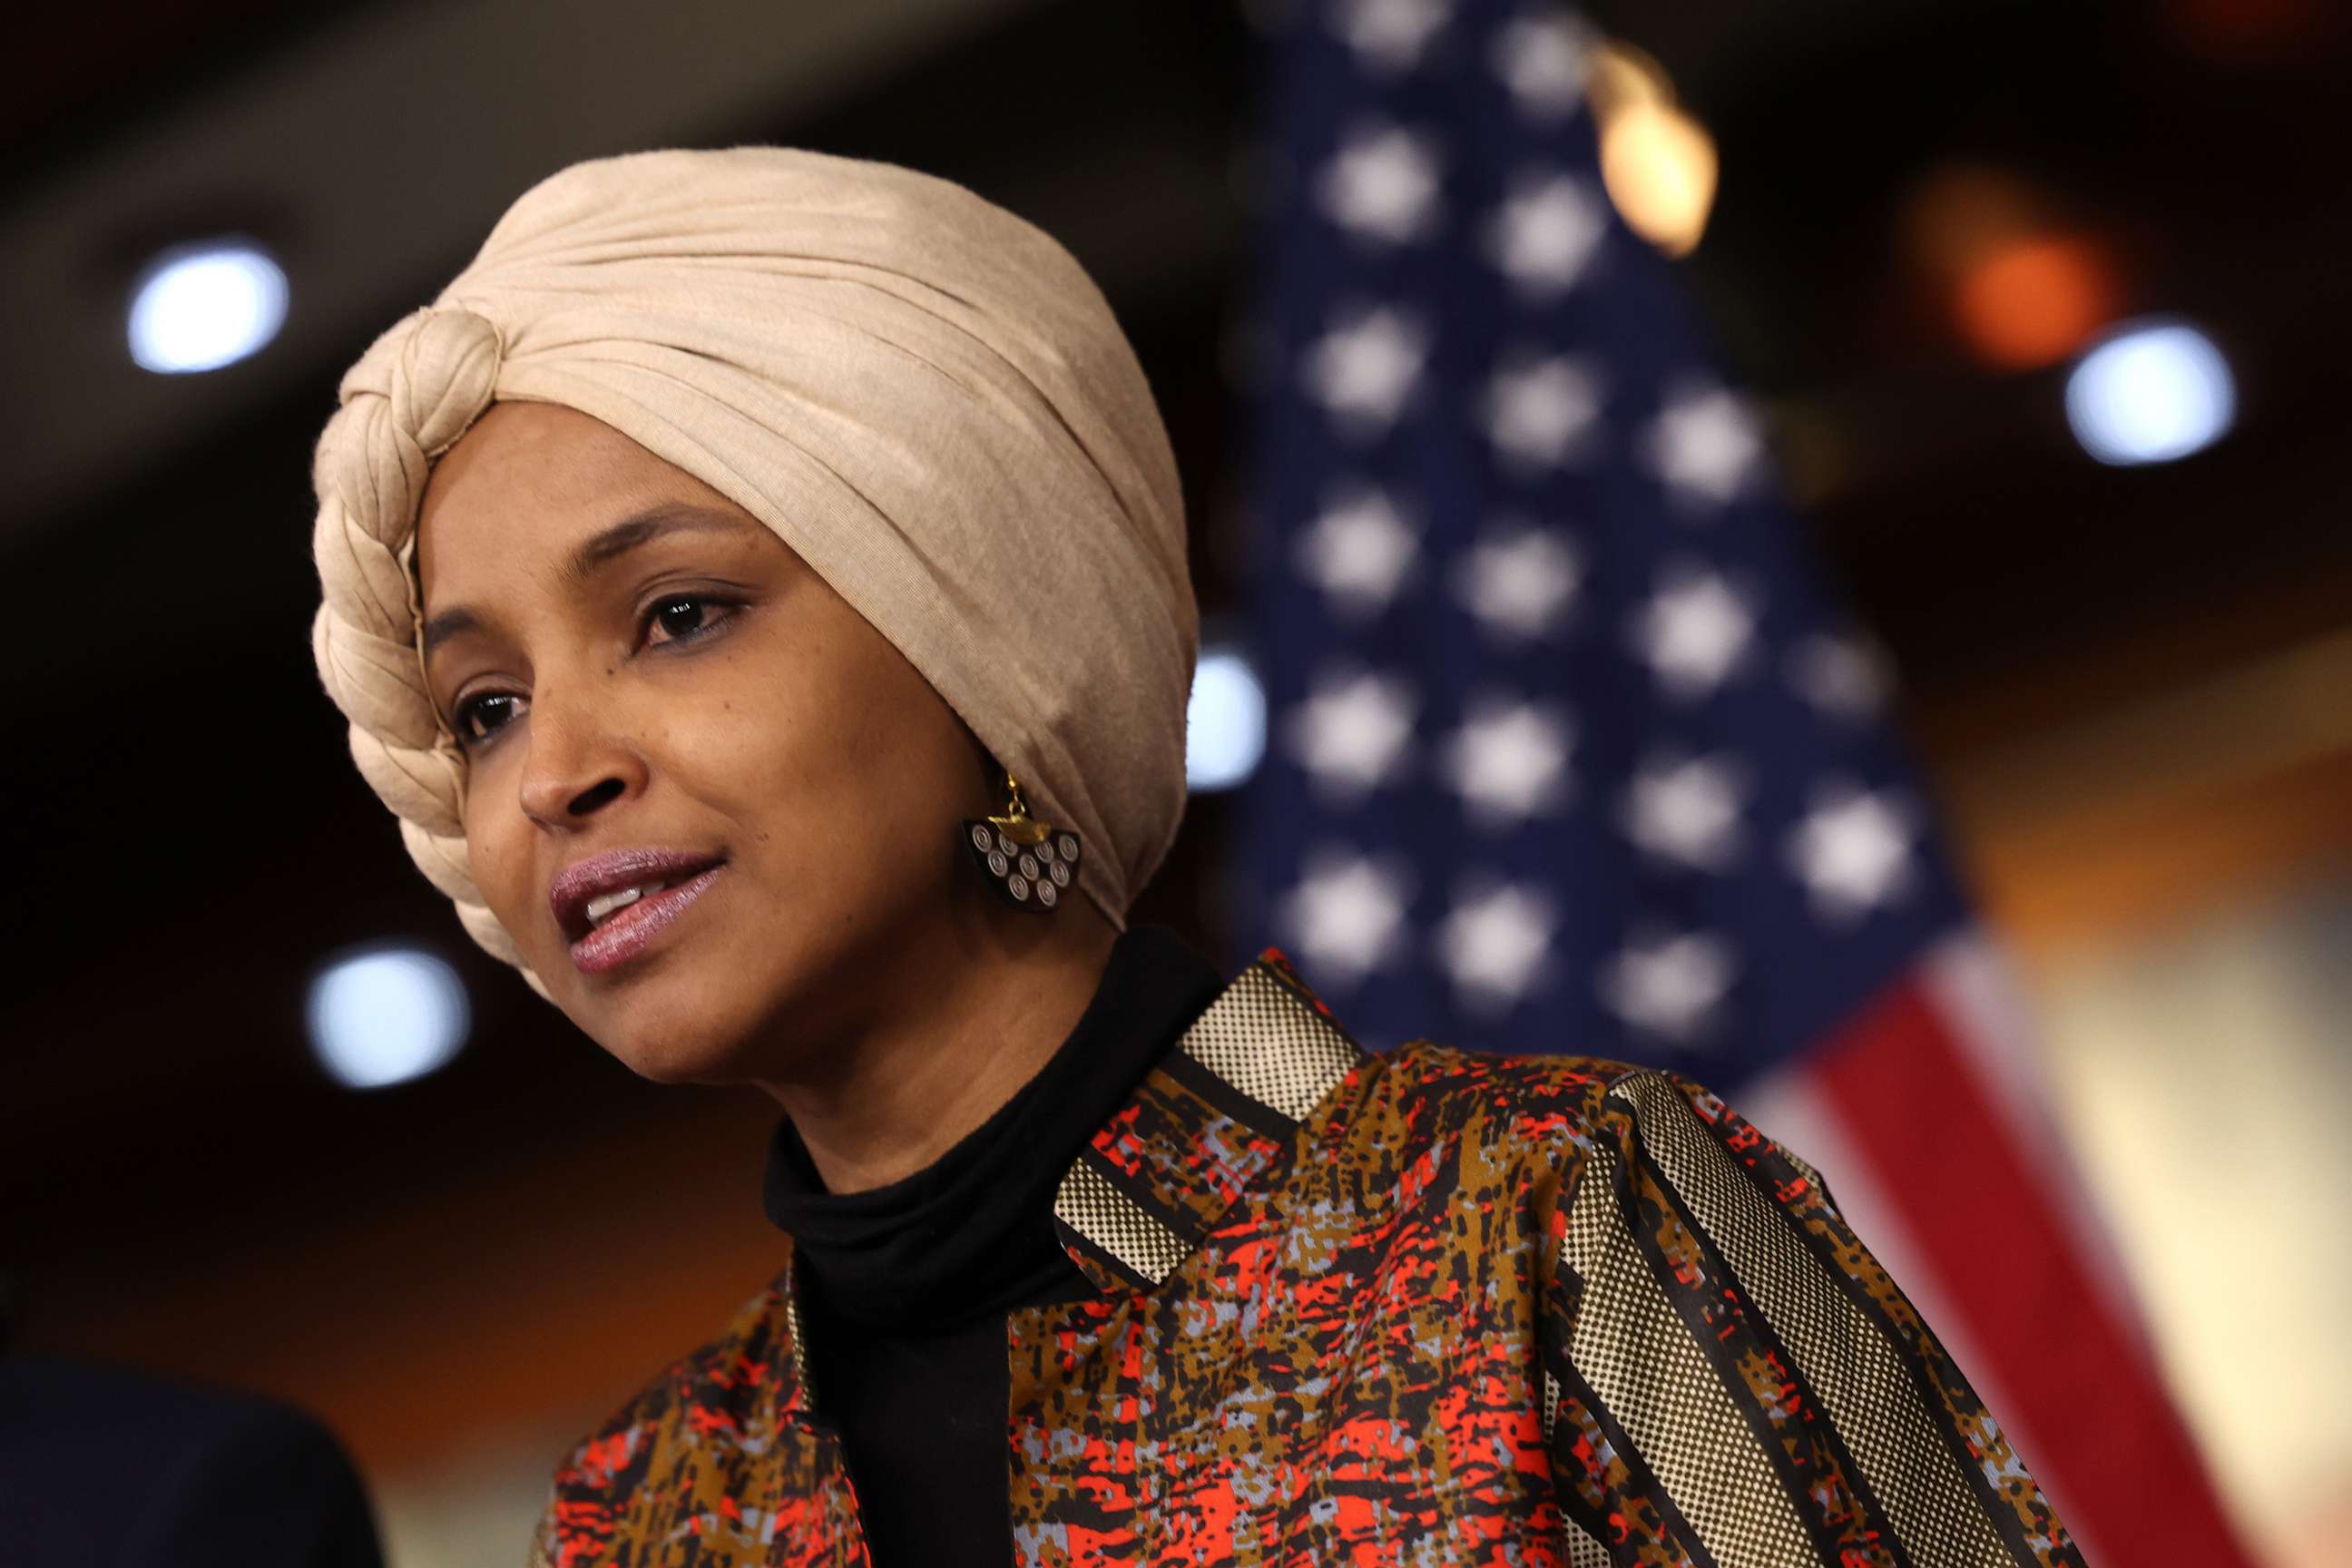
[1047,945,1369,1294]
[775,944,1368,1422]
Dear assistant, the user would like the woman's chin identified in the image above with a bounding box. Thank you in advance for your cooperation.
[599,1023,756,1086]
[558,968,767,1085]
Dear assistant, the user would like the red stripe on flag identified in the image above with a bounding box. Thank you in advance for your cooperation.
[1812,972,2255,1566]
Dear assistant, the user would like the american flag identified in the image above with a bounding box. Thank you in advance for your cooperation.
[1232,3,2253,1562]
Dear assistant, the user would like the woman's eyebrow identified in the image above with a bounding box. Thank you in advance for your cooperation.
[421,503,758,662]
[561,501,760,587]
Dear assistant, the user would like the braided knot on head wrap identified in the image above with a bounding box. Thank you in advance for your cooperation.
[309,147,1195,993]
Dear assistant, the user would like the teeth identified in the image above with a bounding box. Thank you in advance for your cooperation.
[584,886,649,926]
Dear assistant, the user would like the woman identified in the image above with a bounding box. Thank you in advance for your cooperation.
[309,148,2082,1566]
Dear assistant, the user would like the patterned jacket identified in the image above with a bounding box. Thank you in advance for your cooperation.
[532,946,2083,1566]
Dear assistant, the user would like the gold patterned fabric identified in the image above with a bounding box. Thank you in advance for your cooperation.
[532,946,2082,1566]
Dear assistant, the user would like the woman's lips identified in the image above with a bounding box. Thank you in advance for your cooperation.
[569,865,725,975]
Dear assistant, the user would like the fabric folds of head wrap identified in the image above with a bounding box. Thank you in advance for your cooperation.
[309,146,1194,987]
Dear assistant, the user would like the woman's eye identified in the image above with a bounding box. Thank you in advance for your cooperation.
[453,691,525,746]
[643,593,738,648]
[441,594,736,747]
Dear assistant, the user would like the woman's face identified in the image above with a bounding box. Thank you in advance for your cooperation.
[415,400,1003,1084]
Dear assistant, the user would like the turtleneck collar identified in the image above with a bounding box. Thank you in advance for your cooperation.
[760,923,1226,1334]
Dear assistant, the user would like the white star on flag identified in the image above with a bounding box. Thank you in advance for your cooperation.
[1234,22,2240,1534]
[1786,781,1916,922]
[1641,383,1766,508]
[1318,122,1443,244]
[1451,520,1583,642]
[1332,0,1455,73]
[1279,844,1416,989]
[1441,694,1573,828]
[1622,751,1749,872]
[1302,305,1429,433]
[1598,928,1738,1043]
[1485,171,1608,296]
[1633,564,1756,698]
[1295,485,1418,618]
[1483,355,1605,467]
[1788,631,1891,718]
[1491,10,1596,120]
[1436,877,1557,1014]
[1283,665,1418,803]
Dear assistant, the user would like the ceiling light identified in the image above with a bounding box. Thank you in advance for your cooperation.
[1953,233,2122,370]
[127,238,289,374]
[306,942,471,1091]
[1588,40,1716,257]
[1188,645,1269,791]
[2065,318,2236,466]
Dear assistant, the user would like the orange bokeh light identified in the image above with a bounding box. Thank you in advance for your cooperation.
[1951,234,2123,371]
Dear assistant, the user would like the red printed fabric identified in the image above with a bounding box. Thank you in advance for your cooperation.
[532,949,2082,1567]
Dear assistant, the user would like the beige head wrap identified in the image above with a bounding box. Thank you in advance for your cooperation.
[310,147,1193,986]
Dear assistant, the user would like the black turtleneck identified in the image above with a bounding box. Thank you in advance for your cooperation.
[761,924,1226,1564]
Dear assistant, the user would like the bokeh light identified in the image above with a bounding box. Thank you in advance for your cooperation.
[1187,644,1268,791]
[2064,317,2237,466]
[1903,163,2040,275]
[1588,41,1716,258]
[126,239,289,374]
[305,943,471,1091]
[1954,233,2123,370]
[1902,165,2130,371]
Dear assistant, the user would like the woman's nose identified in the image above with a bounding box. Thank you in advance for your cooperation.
[515,687,644,829]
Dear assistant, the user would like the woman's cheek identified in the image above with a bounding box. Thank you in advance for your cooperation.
[668,679,807,805]
[465,805,538,949]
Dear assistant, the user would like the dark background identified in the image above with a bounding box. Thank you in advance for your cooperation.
[4,1,2345,1558]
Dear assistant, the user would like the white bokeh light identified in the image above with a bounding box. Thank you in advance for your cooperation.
[1187,645,1268,791]
[2064,317,2235,466]
[306,943,471,1091]
[127,239,289,374]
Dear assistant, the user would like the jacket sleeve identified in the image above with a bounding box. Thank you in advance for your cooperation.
[1536,1064,2086,1567]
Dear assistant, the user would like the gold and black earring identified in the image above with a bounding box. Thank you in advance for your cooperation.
[961,769,1080,913]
